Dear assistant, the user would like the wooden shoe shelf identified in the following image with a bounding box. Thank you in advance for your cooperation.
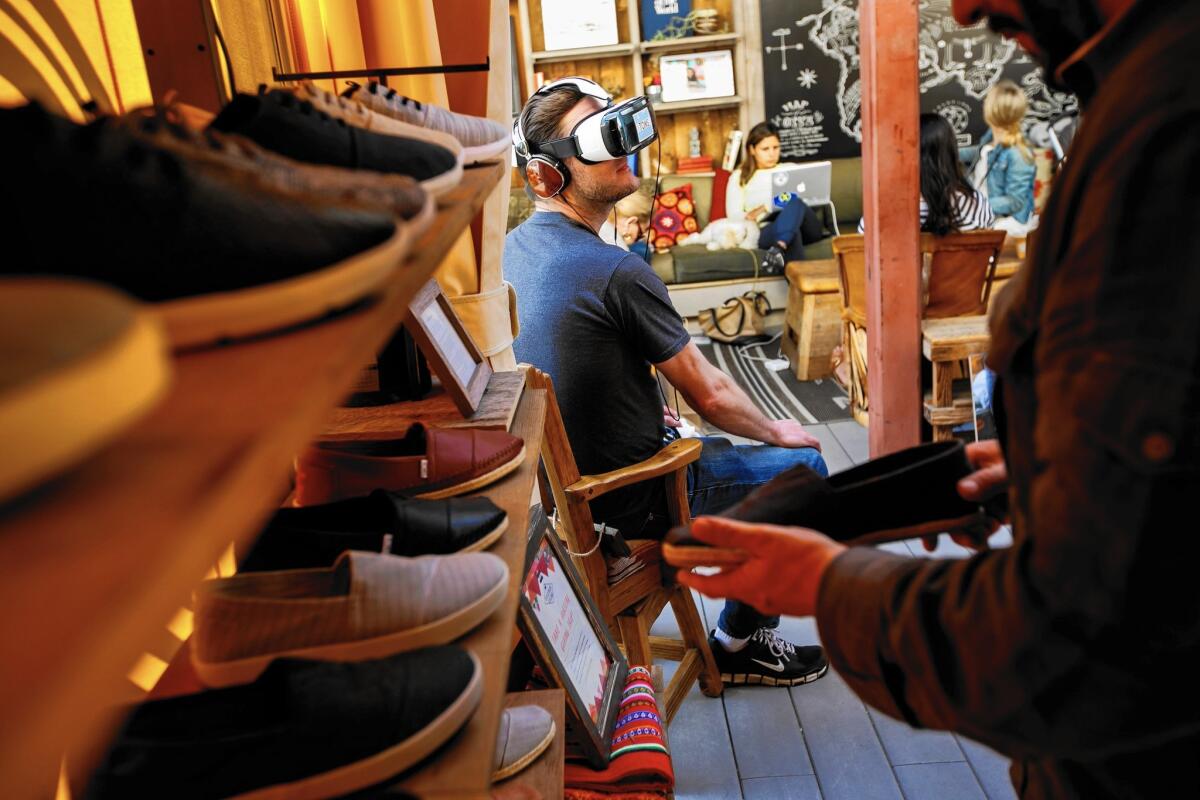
[0,162,548,798]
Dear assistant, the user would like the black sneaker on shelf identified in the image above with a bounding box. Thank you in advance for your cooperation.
[0,102,407,349]
[85,647,482,799]
[209,89,461,194]
[760,245,787,275]
[708,628,828,687]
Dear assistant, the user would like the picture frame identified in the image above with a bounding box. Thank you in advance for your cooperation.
[541,0,619,51]
[659,49,736,103]
[518,505,628,768]
[403,279,491,416]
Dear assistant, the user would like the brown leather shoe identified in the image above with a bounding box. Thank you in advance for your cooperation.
[294,423,525,504]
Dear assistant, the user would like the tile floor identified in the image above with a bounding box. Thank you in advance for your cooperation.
[659,420,1018,800]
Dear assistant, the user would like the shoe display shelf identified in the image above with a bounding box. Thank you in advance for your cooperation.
[0,162,511,798]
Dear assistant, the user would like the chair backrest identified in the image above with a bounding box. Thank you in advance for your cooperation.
[919,229,1006,319]
[832,234,868,327]
[524,367,611,605]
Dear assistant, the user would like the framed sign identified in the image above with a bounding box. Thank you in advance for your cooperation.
[404,279,491,416]
[518,505,628,768]
[659,49,736,103]
[541,0,619,51]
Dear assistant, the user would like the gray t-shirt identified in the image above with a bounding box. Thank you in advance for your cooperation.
[507,211,689,530]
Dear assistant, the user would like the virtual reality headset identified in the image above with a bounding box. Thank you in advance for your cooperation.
[513,77,659,165]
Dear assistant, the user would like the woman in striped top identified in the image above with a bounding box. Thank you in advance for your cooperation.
[859,113,994,234]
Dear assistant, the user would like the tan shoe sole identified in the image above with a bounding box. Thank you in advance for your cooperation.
[414,444,527,500]
[192,562,508,687]
[155,220,411,349]
[0,279,171,503]
[492,719,557,782]
[229,651,483,800]
[662,543,751,570]
[463,137,512,166]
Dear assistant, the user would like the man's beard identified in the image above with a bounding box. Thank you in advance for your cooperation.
[1009,0,1106,87]
[571,168,640,205]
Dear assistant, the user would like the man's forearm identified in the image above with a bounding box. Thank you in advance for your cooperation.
[690,373,781,443]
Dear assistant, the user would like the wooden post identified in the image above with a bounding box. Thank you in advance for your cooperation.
[130,0,225,111]
[859,0,921,456]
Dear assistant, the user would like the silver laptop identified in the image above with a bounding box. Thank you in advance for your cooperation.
[769,161,833,207]
[768,160,838,233]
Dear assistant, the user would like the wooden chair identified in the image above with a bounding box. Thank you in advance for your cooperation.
[918,230,1005,439]
[832,230,1005,435]
[526,367,723,722]
[831,235,869,427]
[782,259,842,380]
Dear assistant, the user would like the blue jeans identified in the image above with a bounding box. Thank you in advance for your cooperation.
[758,197,826,261]
[687,437,828,638]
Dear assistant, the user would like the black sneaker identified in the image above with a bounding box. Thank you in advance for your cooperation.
[85,647,482,799]
[209,89,461,194]
[761,245,787,275]
[239,491,509,572]
[708,628,828,687]
[0,102,407,348]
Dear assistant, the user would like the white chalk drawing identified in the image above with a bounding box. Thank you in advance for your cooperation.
[765,27,805,71]
[780,0,1076,148]
[771,98,831,159]
[935,99,974,146]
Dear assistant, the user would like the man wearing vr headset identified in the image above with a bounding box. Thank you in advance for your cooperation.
[507,77,830,688]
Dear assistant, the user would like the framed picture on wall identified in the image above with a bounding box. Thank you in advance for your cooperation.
[518,505,628,768]
[541,0,619,51]
[403,279,491,416]
[659,49,736,102]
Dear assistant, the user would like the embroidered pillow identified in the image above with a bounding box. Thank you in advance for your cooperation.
[647,183,699,252]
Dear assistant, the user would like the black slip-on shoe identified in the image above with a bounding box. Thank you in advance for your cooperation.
[240,491,509,572]
[85,647,482,800]
[209,89,459,189]
[0,102,407,349]
[665,441,986,568]
[708,628,828,687]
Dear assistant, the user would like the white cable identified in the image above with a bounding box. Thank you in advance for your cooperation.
[551,508,608,558]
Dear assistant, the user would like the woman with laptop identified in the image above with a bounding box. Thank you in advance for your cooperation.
[725,121,826,273]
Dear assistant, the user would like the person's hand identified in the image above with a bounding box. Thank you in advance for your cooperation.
[769,419,822,451]
[922,439,1009,552]
[663,405,681,427]
[959,439,1008,502]
[676,517,846,617]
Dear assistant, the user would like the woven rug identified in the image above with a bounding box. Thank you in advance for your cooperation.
[694,335,851,425]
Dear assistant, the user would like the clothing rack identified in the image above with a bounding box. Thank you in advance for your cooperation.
[272,56,490,86]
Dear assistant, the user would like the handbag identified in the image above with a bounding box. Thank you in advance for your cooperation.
[698,291,772,344]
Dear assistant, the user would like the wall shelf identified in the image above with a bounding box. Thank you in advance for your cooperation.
[652,95,742,115]
[640,32,741,53]
[531,42,635,63]
[0,162,506,797]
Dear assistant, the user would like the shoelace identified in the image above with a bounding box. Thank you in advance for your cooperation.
[353,80,424,111]
[751,628,796,659]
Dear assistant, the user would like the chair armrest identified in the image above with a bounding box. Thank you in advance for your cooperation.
[564,438,702,503]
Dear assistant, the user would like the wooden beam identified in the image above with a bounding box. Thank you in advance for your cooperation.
[859,0,921,455]
[130,0,225,111]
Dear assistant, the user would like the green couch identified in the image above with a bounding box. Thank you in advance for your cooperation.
[506,157,863,285]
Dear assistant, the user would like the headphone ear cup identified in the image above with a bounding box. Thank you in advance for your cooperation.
[526,155,568,199]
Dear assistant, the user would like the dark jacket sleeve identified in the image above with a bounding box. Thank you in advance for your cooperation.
[815,110,1200,762]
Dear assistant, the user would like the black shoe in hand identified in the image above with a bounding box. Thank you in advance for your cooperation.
[709,628,828,687]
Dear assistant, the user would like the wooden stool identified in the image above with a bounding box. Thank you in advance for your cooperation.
[922,316,990,441]
[782,259,842,380]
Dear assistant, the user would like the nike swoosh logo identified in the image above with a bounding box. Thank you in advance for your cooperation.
[751,657,786,673]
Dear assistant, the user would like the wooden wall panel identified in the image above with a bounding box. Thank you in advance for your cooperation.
[536,56,633,99]
[652,107,739,173]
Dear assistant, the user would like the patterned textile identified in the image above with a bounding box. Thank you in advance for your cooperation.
[564,666,674,795]
[648,184,699,252]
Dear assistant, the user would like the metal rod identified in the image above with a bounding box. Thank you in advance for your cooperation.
[272,57,490,84]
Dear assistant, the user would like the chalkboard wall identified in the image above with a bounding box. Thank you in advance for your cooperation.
[758,0,1077,161]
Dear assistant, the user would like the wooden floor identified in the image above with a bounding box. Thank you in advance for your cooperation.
[658,420,1018,800]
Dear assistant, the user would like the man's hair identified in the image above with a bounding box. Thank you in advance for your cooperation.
[519,84,587,157]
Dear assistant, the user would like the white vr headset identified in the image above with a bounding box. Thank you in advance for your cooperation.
[513,77,659,167]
